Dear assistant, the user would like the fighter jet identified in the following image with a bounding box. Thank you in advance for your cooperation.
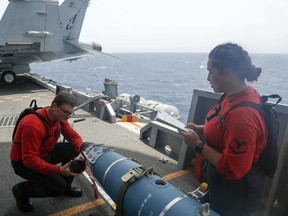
[0,0,103,84]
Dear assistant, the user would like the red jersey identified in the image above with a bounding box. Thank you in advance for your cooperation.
[10,107,83,174]
[204,86,267,180]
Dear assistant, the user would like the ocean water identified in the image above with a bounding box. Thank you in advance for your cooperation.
[31,53,288,122]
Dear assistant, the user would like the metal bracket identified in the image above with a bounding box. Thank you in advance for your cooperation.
[82,144,113,164]
[198,203,211,216]
[121,166,153,183]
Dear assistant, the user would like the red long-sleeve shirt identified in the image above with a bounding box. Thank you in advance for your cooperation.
[10,107,83,174]
[204,86,267,180]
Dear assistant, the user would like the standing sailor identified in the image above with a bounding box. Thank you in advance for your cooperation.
[180,43,266,216]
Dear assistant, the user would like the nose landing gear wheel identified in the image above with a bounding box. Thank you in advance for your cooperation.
[2,71,16,84]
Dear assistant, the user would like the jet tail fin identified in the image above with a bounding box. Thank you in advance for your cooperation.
[60,0,90,40]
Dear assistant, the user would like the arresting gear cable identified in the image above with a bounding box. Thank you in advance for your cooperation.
[115,166,153,216]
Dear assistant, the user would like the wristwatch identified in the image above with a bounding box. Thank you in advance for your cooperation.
[195,142,204,154]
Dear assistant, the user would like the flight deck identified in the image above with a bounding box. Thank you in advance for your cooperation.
[0,75,287,216]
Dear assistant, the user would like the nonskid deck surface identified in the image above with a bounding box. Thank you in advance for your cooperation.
[0,77,197,216]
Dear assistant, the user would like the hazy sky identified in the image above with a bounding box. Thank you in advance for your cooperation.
[1,0,288,53]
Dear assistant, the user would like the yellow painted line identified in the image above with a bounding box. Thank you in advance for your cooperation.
[49,198,106,216]
[126,122,142,128]
[0,92,53,103]
[162,168,193,181]
[131,122,144,128]
[40,94,49,96]
[4,97,13,100]
[123,121,145,128]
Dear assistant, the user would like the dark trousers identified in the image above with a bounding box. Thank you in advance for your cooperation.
[204,162,265,216]
[11,142,78,198]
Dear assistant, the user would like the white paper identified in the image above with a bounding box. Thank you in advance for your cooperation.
[155,111,189,132]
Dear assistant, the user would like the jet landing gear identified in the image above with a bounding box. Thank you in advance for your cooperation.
[1,71,16,84]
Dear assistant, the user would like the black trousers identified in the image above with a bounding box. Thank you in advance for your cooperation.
[11,142,78,198]
[204,162,265,216]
